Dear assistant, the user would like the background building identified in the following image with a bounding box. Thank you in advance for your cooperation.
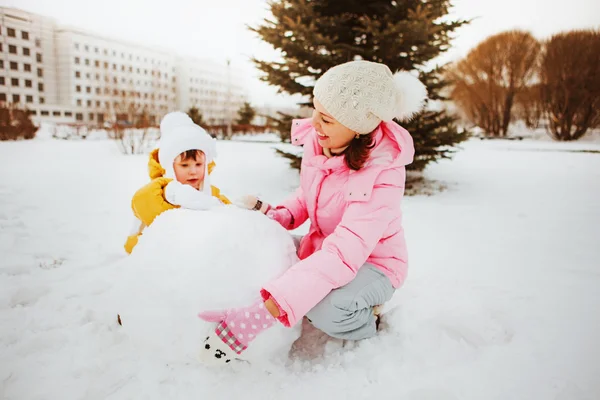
[175,57,246,125]
[0,6,248,126]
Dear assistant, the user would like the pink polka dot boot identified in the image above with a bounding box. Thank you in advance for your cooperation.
[197,299,277,365]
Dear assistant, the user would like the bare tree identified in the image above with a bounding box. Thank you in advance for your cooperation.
[449,30,541,136]
[539,30,600,141]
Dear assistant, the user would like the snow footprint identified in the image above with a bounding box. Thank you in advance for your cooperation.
[438,310,514,348]
[9,286,51,308]
[403,387,460,400]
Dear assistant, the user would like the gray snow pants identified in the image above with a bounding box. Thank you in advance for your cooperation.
[292,235,395,340]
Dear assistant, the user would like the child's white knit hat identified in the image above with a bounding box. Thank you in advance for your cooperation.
[313,60,428,134]
[158,112,217,180]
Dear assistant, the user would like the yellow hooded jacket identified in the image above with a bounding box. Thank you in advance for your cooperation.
[124,148,231,253]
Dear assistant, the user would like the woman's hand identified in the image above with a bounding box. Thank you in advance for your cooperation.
[264,298,281,318]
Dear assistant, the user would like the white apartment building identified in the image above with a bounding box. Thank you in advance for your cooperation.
[0,8,59,115]
[0,7,248,126]
[55,28,178,125]
[176,57,246,125]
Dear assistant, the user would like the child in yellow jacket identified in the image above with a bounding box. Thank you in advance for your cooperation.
[124,112,231,254]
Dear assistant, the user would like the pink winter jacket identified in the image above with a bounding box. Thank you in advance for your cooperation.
[260,118,414,327]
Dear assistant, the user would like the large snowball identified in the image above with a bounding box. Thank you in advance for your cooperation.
[107,206,301,367]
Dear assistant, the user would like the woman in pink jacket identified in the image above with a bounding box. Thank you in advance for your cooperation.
[199,60,427,364]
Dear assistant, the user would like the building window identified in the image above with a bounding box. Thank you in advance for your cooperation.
[95,60,100,67]
[94,47,98,53]
[12,94,20,102]
[36,54,42,63]
[75,71,80,78]
[26,95,33,103]
[86,73,90,79]
[75,43,79,50]
[76,85,81,92]
[112,64,116,70]
[89,113,94,120]
[76,113,83,121]
[23,47,30,56]
[87,100,91,107]
[0,93,5,101]
[22,31,29,40]
[103,49,107,55]
[35,38,41,47]
[96,100,100,107]
[25,79,32,88]
[65,111,73,117]
[76,99,82,106]
[0,61,3,68]
[0,77,4,85]
[95,73,99,80]
[37,68,43,77]
[7,28,15,37]
[85,45,89,52]
[53,111,61,116]
[41,110,49,116]
[75,57,80,64]
[9,45,17,54]
[38,83,44,92]
[11,78,19,86]
[24,63,31,72]
[85,59,89,66]
[104,61,108,69]
[39,97,45,104]
[95,87,100,94]
[86,86,91,93]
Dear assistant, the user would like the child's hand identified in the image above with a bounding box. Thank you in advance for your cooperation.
[164,181,222,210]
[235,195,271,214]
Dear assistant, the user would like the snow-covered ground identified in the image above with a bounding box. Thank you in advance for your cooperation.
[1,134,599,400]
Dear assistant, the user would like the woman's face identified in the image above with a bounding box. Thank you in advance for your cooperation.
[311,99,357,150]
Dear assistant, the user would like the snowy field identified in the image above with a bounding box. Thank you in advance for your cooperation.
[1,133,599,400]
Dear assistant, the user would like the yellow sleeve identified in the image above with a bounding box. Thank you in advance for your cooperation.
[211,185,231,205]
[124,234,140,254]
[132,177,178,226]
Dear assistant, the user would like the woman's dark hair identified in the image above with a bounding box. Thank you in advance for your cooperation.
[342,131,376,170]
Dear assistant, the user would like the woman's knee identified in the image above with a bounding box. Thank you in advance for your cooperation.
[306,291,367,333]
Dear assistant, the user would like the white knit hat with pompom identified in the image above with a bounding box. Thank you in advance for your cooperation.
[313,60,428,134]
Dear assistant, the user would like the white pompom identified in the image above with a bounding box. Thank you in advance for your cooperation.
[393,71,428,121]
[160,112,193,136]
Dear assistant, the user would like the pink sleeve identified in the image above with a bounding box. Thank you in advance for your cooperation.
[261,171,405,327]
[268,186,308,230]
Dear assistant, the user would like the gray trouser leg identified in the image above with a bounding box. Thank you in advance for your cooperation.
[305,264,395,340]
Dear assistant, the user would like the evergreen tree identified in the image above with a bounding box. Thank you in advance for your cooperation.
[186,106,205,127]
[236,102,257,125]
[251,0,469,170]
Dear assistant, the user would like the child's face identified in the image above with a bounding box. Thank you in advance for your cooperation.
[173,150,206,190]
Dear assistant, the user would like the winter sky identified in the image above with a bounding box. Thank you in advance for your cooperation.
[3,0,599,108]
